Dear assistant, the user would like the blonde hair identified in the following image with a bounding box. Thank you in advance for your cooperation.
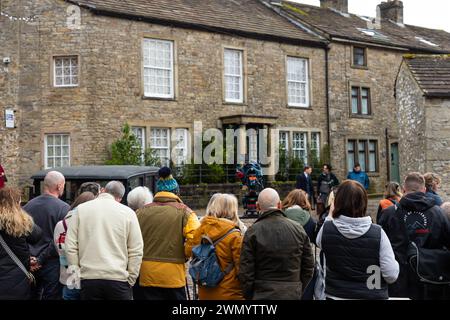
[206,193,241,225]
[0,188,33,237]
[282,189,311,210]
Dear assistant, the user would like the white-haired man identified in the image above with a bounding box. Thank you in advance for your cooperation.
[239,188,314,300]
[24,171,70,300]
[65,181,144,300]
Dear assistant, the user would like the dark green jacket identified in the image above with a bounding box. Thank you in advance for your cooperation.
[238,209,315,300]
[137,194,192,263]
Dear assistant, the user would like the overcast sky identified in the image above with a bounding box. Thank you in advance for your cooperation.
[291,0,450,32]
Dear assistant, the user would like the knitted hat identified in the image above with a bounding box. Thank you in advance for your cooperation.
[156,167,179,194]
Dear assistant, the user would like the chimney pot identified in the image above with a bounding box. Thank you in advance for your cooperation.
[377,0,404,24]
[320,0,348,13]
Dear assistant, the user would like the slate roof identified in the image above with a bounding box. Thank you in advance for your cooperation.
[405,55,450,98]
[66,0,325,46]
[278,1,450,53]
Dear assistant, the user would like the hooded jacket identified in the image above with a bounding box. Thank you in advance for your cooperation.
[239,209,314,300]
[378,192,450,299]
[347,170,370,190]
[284,206,316,240]
[185,216,244,300]
[317,215,399,299]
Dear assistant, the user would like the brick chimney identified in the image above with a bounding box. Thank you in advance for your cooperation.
[320,0,348,13]
[377,0,404,24]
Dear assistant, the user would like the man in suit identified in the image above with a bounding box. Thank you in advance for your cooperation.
[296,166,315,209]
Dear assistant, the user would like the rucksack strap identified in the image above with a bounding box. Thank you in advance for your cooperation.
[62,218,68,233]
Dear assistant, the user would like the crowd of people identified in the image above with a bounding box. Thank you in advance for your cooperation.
[0,163,449,301]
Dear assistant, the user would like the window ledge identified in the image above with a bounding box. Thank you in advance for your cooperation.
[53,85,79,89]
[351,65,369,70]
[142,96,176,101]
[367,172,380,177]
[349,114,373,119]
[223,102,247,106]
[287,105,313,110]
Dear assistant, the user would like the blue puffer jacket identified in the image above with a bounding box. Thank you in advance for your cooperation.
[347,170,370,190]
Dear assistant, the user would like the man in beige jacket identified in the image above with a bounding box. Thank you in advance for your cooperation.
[65,181,143,300]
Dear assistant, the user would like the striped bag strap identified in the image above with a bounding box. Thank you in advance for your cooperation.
[0,233,35,284]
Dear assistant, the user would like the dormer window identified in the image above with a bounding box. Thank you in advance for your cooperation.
[353,47,367,67]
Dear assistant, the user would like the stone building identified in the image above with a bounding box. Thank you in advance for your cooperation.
[266,0,450,192]
[0,0,329,188]
[396,55,450,201]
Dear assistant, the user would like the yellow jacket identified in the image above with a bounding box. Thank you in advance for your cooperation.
[185,216,244,300]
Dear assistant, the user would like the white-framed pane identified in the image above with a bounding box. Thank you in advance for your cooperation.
[311,132,321,159]
[292,132,308,164]
[287,57,309,107]
[151,128,170,166]
[54,56,78,87]
[248,131,258,163]
[132,127,146,163]
[45,134,70,169]
[143,39,174,98]
[224,49,243,103]
[174,128,188,165]
[279,131,289,152]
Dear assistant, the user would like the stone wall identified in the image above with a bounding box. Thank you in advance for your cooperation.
[328,43,403,193]
[425,98,450,201]
[1,0,328,189]
[396,61,427,176]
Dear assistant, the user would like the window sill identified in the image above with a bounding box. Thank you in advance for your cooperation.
[287,105,313,110]
[367,172,380,177]
[349,114,373,119]
[351,65,369,70]
[53,85,79,89]
[223,102,247,106]
[142,96,176,101]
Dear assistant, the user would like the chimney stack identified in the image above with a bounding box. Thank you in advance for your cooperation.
[320,0,348,13]
[377,0,404,24]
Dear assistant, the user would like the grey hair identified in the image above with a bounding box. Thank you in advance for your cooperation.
[105,181,126,200]
[127,186,153,211]
[441,202,450,220]
[44,171,65,191]
[257,188,280,212]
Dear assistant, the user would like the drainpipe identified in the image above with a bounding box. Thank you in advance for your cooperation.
[325,45,331,151]
[385,127,390,182]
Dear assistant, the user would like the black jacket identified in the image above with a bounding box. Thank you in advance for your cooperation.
[238,209,315,300]
[317,173,339,196]
[296,173,314,198]
[379,192,450,299]
[0,224,42,300]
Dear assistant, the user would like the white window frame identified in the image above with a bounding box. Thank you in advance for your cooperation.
[311,132,321,159]
[287,56,310,108]
[173,128,189,166]
[279,131,289,152]
[224,48,244,103]
[53,56,78,87]
[132,127,146,163]
[150,128,171,167]
[292,132,308,164]
[44,134,70,169]
[143,39,174,99]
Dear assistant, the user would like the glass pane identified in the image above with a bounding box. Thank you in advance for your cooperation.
[369,152,376,172]
[47,158,54,168]
[62,158,70,167]
[47,146,54,157]
[47,135,54,146]
[62,135,69,145]
[55,158,62,168]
